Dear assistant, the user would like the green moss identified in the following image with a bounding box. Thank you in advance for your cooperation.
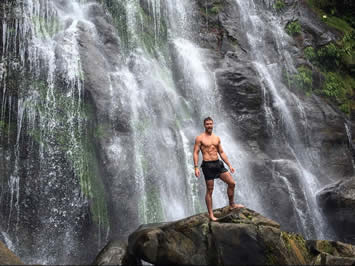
[285,21,302,36]
[200,223,209,236]
[134,5,168,58]
[138,187,164,223]
[32,14,62,39]
[28,80,109,227]
[280,232,311,264]
[265,253,278,265]
[0,120,14,138]
[98,0,129,51]
[324,16,353,34]
[264,242,280,265]
[317,241,335,254]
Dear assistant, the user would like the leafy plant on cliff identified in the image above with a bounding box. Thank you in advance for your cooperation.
[304,46,317,62]
[322,72,343,97]
[300,0,355,117]
[210,3,222,14]
[285,21,302,36]
[273,0,285,12]
[321,72,353,114]
[317,42,342,69]
[291,66,313,93]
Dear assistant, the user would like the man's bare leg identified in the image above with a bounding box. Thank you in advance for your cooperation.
[205,179,217,221]
[219,172,244,210]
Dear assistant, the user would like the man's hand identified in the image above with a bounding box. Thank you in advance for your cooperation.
[229,166,235,174]
[195,168,200,178]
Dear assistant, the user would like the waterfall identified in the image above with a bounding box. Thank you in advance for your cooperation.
[1,0,108,264]
[345,122,355,171]
[109,0,264,222]
[233,0,334,240]
[1,0,348,263]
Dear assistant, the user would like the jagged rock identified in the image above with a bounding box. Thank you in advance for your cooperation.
[317,177,355,244]
[126,207,355,265]
[0,241,23,265]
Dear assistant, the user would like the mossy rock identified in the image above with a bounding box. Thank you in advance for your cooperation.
[0,241,23,265]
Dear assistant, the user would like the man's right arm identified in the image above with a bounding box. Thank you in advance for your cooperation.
[193,136,201,177]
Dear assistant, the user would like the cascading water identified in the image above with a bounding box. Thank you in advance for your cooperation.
[108,0,264,223]
[1,0,107,264]
[1,0,349,263]
[233,0,334,239]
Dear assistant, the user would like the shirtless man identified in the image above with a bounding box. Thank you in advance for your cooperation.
[193,117,244,221]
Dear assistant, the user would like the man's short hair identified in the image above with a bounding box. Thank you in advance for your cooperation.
[203,117,213,124]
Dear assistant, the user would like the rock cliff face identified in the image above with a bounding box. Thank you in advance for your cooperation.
[317,177,355,244]
[97,207,355,265]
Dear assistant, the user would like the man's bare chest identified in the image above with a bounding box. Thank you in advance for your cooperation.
[201,139,218,149]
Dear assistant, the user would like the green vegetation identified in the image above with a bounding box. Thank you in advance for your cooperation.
[321,72,354,113]
[97,0,129,52]
[317,42,342,68]
[290,0,355,117]
[291,66,313,94]
[135,5,169,58]
[273,0,285,12]
[28,80,109,227]
[210,3,223,14]
[304,46,317,62]
[138,186,164,223]
[306,0,355,30]
[0,119,14,139]
[32,15,62,39]
[317,240,335,254]
[301,34,355,115]
[285,21,302,36]
[280,232,311,264]
[201,0,224,15]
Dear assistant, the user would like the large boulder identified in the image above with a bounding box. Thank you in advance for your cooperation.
[125,207,355,265]
[317,177,355,244]
[0,241,23,265]
[92,240,140,265]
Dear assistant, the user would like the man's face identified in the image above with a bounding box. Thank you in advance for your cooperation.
[204,120,213,133]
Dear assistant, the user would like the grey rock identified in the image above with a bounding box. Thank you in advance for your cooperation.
[93,240,140,265]
[317,177,355,244]
[127,206,355,265]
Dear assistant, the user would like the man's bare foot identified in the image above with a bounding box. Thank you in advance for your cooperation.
[229,203,245,210]
[209,215,218,221]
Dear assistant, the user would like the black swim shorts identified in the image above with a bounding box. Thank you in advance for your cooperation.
[201,160,228,180]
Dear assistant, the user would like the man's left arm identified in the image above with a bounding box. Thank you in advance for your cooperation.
[217,137,235,173]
